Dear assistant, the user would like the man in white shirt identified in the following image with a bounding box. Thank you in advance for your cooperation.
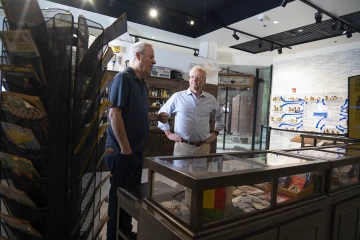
[158,65,225,155]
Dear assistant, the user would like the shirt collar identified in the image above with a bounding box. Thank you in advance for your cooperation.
[186,88,206,98]
[125,67,142,81]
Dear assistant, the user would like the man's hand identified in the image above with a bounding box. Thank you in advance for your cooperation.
[205,132,218,144]
[166,133,183,142]
[158,112,169,123]
[121,147,132,155]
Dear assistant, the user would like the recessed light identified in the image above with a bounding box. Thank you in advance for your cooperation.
[152,36,155,39]
[273,21,279,24]
[150,9,157,17]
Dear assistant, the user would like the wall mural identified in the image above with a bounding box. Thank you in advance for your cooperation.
[270,93,348,134]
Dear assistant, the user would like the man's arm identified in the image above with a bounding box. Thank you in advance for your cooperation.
[108,107,132,154]
[157,93,182,142]
[149,112,168,123]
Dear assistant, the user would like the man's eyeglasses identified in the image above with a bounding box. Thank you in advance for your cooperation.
[190,75,205,80]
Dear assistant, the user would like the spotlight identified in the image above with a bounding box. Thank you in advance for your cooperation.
[135,37,139,43]
[280,0,289,7]
[186,19,194,25]
[193,50,199,56]
[232,31,240,41]
[340,23,346,34]
[258,40,262,48]
[278,48,282,54]
[330,20,337,31]
[150,9,157,17]
[269,43,273,52]
[346,29,352,38]
[315,12,323,24]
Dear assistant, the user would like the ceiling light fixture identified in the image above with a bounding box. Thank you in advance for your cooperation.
[269,43,274,52]
[340,23,346,34]
[315,12,323,24]
[278,48,283,54]
[193,49,199,57]
[346,29,352,38]
[273,21,279,24]
[258,40,262,48]
[280,0,289,7]
[330,19,337,31]
[186,18,195,25]
[150,9,157,17]
[135,37,139,43]
[232,31,240,40]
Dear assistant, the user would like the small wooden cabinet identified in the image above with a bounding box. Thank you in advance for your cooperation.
[106,71,219,158]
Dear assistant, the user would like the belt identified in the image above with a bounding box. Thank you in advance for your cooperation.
[181,139,206,147]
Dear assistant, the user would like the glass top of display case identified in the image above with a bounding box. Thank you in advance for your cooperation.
[154,152,318,178]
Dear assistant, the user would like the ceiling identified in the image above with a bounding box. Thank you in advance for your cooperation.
[47,0,297,38]
[44,0,360,57]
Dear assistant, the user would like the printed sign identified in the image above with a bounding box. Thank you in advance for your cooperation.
[349,75,360,139]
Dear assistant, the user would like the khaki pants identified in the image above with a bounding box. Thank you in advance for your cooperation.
[173,142,211,206]
[173,142,211,156]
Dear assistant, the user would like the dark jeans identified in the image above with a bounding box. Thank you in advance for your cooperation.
[105,151,143,240]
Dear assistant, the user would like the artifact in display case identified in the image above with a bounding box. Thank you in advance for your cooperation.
[145,152,330,232]
[278,146,360,191]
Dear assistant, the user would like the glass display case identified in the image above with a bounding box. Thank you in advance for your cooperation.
[277,145,360,191]
[145,152,330,232]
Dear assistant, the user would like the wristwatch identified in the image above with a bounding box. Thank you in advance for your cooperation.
[213,130,219,136]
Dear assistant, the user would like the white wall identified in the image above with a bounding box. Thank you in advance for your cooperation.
[272,41,360,94]
[108,39,219,84]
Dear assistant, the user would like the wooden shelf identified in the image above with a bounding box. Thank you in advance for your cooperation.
[148,96,169,99]
[149,106,161,109]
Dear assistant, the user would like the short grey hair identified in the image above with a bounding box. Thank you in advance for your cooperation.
[128,42,153,63]
[189,65,207,78]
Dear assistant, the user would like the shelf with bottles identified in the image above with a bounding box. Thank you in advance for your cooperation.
[148,88,174,98]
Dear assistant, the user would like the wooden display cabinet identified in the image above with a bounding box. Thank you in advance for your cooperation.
[106,71,219,158]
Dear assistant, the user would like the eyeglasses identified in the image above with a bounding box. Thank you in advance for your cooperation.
[190,75,205,80]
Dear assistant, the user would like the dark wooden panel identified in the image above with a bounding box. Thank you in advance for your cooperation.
[338,208,358,240]
[279,211,325,240]
[286,226,318,240]
[332,195,360,240]
[244,228,278,240]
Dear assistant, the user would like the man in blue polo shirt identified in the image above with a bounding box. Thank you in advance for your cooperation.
[105,42,168,240]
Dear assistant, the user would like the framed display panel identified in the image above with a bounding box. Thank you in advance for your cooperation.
[348,75,360,139]
[276,146,360,192]
[145,151,330,233]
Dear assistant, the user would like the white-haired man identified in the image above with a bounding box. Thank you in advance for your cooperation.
[105,42,168,240]
[158,65,225,155]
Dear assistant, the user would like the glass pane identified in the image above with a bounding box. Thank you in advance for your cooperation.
[332,164,359,190]
[216,86,254,152]
[255,67,271,150]
[285,149,347,159]
[152,172,191,224]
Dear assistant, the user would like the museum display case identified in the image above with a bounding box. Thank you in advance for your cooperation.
[276,145,360,192]
[143,151,331,237]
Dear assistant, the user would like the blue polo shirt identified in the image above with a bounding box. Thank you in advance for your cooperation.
[105,67,149,153]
